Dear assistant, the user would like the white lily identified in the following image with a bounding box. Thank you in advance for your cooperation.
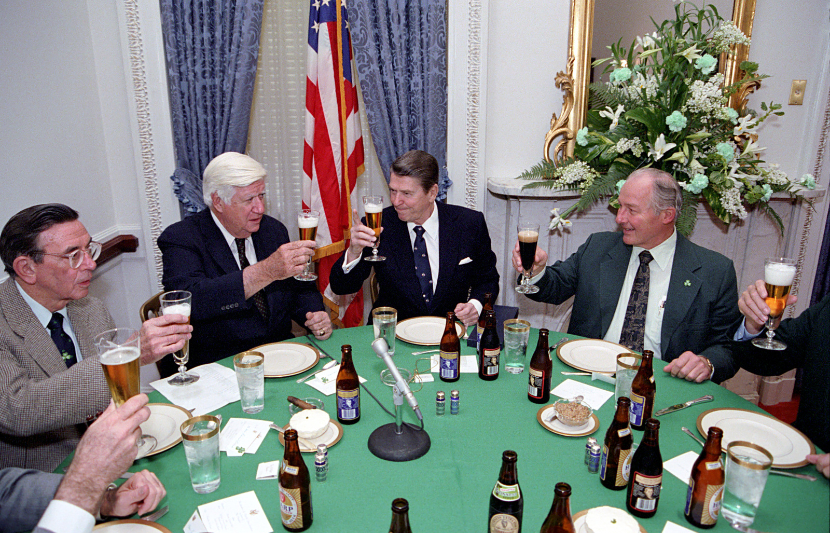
[677,44,702,62]
[648,134,677,161]
[741,138,766,158]
[636,33,656,50]
[598,105,625,130]
[734,114,758,135]
[549,208,573,230]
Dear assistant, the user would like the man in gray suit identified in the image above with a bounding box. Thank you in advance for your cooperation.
[0,204,192,471]
[513,168,741,383]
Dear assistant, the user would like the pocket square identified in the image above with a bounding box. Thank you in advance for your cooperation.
[458,257,473,265]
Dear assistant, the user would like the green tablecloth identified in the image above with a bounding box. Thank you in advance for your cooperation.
[125,327,827,532]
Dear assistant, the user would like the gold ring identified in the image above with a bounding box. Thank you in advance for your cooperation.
[319,330,325,336]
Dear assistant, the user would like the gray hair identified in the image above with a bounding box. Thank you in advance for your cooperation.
[628,168,682,219]
[202,152,267,206]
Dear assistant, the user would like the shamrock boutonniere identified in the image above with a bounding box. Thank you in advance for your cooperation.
[684,280,691,287]
[60,351,72,361]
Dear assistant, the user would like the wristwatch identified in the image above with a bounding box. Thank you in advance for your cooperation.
[702,357,715,380]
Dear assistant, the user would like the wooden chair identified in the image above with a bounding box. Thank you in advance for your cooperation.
[369,270,379,304]
[139,291,164,322]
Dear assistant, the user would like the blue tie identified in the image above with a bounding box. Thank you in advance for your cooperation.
[413,226,433,306]
[47,313,77,368]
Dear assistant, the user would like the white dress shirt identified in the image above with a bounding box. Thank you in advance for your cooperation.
[210,210,257,268]
[16,281,83,362]
[36,499,95,533]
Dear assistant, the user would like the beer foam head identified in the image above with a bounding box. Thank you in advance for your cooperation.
[518,229,538,242]
[99,346,140,364]
[162,302,191,317]
[765,262,796,286]
[364,202,382,214]
[298,214,319,228]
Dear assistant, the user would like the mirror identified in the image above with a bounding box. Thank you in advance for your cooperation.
[544,0,757,164]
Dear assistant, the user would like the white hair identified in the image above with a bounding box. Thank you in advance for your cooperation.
[202,152,267,205]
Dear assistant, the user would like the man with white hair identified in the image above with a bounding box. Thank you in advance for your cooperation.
[158,152,331,371]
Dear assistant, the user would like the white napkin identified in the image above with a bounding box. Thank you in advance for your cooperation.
[303,364,367,395]
[550,379,614,410]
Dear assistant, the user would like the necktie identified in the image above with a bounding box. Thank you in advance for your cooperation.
[619,250,654,353]
[47,313,77,367]
[235,238,270,321]
[413,226,433,306]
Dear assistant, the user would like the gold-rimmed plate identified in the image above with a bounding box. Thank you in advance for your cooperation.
[572,508,647,533]
[537,405,599,437]
[94,519,172,532]
[139,403,190,457]
[278,420,344,453]
[253,341,320,378]
[396,316,464,346]
[556,339,631,373]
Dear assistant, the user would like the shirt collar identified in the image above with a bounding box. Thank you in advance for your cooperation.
[407,202,439,238]
[633,229,677,270]
[210,209,249,249]
[15,280,64,328]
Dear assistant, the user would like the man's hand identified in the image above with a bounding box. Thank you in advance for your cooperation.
[305,311,332,340]
[139,314,192,365]
[345,209,378,263]
[100,470,166,518]
[806,453,830,479]
[663,351,712,382]
[511,241,548,277]
[262,240,316,281]
[739,279,798,335]
[454,302,479,327]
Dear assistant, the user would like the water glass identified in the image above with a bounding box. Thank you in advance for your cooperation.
[615,353,642,401]
[181,415,221,494]
[372,307,397,356]
[503,319,530,374]
[722,441,773,528]
[233,351,265,414]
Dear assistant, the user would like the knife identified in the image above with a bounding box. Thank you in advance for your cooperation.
[654,394,713,416]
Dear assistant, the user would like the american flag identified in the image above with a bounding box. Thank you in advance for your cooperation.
[302,0,365,328]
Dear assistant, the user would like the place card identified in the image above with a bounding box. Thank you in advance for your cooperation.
[304,364,366,396]
[550,379,614,410]
[256,460,281,480]
[183,510,207,533]
[663,451,699,485]
[662,521,696,533]
[198,490,272,533]
[150,363,240,415]
[220,418,272,456]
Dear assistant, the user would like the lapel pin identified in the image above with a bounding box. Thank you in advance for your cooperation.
[684,280,691,286]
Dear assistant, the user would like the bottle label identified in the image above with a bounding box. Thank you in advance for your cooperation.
[282,464,299,475]
[600,445,631,486]
[491,481,521,501]
[482,347,500,375]
[705,460,723,470]
[527,368,544,397]
[685,481,723,525]
[440,349,459,379]
[599,445,609,479]
[618,428,631,437]
[279,485,304,528]
[622,447,633,482]
[489,513,520,533]
[629,472,662,513]
[629,392,646,426]
[336,387,360,420]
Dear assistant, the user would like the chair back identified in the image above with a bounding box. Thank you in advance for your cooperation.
[369,270,379,304]
[139,291,164,322]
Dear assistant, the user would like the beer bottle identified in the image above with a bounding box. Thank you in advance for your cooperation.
[478,309,500,381]
[527,329,551,404]
[279,429,313,531]
[439,311,460,382]
[684,426,725,529]
[488,450,522,533]
[388,498,413,533]
[539,482,576,533]
[626,418,662,518]
[336,344,360,424]
[478,292,494,338]
[599,396,634,490]
[629,350,656,430]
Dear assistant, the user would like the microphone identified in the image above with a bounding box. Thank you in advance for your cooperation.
[372,338,423,420]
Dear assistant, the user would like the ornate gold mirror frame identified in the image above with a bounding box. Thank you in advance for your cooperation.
[544,0,757,165]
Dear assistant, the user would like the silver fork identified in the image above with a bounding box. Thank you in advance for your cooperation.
[140,504,169,522]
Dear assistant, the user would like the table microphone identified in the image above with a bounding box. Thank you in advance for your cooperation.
[372,338,423,420]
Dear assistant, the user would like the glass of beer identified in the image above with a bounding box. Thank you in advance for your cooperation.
[516,223,540,294]
[295,209,319,281]
[160,290,198,385]
[752,257,796,350]
[363,196,386,262]
[94,327,156,457]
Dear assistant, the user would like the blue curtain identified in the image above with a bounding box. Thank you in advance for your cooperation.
[349,0,451,200]
[811,210,830,305]
[160,0,264,213]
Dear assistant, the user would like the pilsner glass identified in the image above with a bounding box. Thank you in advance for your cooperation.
[363,196,386,262]
[751,257,796,351]
[295,209,320,281]
[515,223,540,294]
[160,290,198,385]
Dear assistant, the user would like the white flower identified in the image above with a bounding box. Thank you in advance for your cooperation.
[677,44,702,63]
[734,114,758,135]
[636,33,657,50]
[549,208,573,231]
[599,105,625,130]
[649,134,677,161]
[741,138,766,158]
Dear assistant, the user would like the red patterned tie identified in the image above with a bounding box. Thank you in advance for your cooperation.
[619,250,653,353]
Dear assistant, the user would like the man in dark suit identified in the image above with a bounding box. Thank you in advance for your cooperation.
[329,150,499,326]
[513,168,741,383]
[158,152,331,373]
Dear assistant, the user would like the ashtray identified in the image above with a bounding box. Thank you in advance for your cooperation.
[553,397,593,427]
[380,367,412,387]
[288,397,325,416]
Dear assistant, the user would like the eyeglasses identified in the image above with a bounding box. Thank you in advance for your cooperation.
[37,241,102,269]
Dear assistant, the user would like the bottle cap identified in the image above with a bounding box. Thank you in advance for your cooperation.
[437,391,446,400]
[450,390,459,398]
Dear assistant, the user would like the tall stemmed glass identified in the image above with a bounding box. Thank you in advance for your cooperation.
[363,196,386,262]
[295,209,319,281]
[94,327,157,458]
[160,290,198,385]
[752,257,796,351]
[515,223,540,294]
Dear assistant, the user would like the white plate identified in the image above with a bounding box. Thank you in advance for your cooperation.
[557,339,631,373]
[537,405,599,437]
[396,316,465,346]
[94,519,172,532]
[697,408,815,468]
[572,508,647,533]
[279,420,344,453]
[253,341,320,378]
[140,403,190,457]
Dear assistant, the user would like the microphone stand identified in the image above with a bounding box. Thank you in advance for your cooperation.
[367,380,431,462]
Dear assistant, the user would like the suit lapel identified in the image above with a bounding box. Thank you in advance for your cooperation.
[661,234,702,351]
[199,210,240,275]
[599,237,632,336]
[434,202,458,301]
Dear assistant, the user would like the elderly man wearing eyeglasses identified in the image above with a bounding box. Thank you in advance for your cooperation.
[0,204,193,471]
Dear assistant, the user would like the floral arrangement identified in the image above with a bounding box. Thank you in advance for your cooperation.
[521,1,815,236]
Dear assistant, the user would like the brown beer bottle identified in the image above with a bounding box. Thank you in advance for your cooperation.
[478,292,494,338]
[336,344,360,424]
[684,426,725,529]
[600,396,634,490]
[478,309,500,381]
[439,311,460,382]
[629,350,656,430]
[539,482,576,533]
[488,450,522,533]
[626,418,662,518]
[388,498,413,533]
[527,329,551,404]
[279,429,313,531]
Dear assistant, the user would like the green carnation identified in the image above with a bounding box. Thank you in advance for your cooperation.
[716,142,734,162]
[610,67,632,83]
[695,54,717,75]
[666,111,687,132]
[687,173,709,194]
[761,184,773,202]
[576,127,589,146]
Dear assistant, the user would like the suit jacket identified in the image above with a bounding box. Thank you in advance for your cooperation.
[0,279,112,472]
[529,231,741,383]
[0,467,62,533]
[733,294,829,452]
[157,209,325,372]
[329,202,500,322]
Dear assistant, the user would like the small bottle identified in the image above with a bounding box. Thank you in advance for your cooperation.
[316,443,328,460]
[450,390,459,415]
[685,426,725,529]
[477,292,494,339]
[626,418,662,519]
[314,451,327,482]
[539,482,576,533]
[478,309,500,381]
[279,429,313,531]
[527,328,551,404]
[584,437,598,465]
[599,397,634,490]
[488,450,522,533]
[436,391,446,416]
[388,497,413,533]
[336,344,360,424]
[439,311,460,382]
[587,444,601,474]
[629,350,656,430]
